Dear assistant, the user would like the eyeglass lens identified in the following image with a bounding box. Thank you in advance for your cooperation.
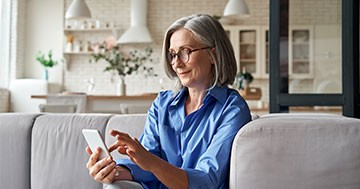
[167,49,190,64]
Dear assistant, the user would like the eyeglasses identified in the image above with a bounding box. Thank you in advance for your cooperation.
[167,46,212,65]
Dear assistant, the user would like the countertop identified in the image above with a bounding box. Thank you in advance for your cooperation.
[31,94,158,100]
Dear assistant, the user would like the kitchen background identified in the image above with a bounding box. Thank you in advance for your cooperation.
[7,0,341,110]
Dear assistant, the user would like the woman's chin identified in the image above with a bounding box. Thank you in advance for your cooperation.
[179,79,190,87]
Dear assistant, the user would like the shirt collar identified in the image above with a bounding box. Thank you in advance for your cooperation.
[169,88,187,107]
[170,86,228,107]
[205,86,228,105]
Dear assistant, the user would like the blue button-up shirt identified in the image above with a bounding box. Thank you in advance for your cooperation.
[117,86,251,189]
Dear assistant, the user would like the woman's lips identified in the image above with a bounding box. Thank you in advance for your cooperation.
[178,70,191,76]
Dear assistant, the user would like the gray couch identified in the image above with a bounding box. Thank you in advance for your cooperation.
[0,113,359,189]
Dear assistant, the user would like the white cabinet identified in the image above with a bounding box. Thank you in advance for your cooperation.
[224,25,314,79]
[223,26,262,78]
[289,26,314,78]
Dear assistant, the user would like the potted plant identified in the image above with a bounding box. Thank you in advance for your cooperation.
[90,36,156,95]
[35,50,59,81]
[235,70,253,90]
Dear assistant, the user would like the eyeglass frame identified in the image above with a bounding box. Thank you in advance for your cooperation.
[167,46,213,65]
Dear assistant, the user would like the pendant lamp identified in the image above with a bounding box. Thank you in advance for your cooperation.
[223,0,250,19]
[65,0,91,20]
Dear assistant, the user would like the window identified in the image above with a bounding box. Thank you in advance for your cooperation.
[269,0,359,118]
[0,0,11,88]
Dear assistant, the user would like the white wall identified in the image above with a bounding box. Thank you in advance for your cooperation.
[61,0,229,95]
[24,0,64,84]
[16,0,342,102]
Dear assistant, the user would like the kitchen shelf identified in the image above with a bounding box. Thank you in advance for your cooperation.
[64,28,117,32]
[64,28,119,34]
[64,52,93,55]
[62,24,119,70]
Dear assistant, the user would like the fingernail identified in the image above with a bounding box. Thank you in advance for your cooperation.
[107,156,112,162]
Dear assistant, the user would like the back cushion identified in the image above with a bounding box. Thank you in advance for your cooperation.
[0,113,39,189]
[105,114,147,160]
[31,114,111,189]
[230,113,360,189]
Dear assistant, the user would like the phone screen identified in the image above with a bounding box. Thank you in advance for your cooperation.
[82,129,111,160]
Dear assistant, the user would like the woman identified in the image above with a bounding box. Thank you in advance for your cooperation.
[86,14,251,189]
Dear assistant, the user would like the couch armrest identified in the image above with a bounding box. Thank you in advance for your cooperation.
[230,113,360,189]
[0,113,40,188]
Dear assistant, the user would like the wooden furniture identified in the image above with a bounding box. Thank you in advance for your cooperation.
[238,87,262,100]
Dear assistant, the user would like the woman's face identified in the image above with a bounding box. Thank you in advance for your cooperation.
[169,28,214,90]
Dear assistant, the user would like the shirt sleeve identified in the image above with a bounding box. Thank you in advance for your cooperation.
[184,96,251,189]
[116,93,163,183]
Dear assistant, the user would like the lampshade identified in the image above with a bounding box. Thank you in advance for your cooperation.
[65,0,91,20]
[223,0,250,19]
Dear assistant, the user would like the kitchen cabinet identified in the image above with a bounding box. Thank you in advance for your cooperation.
[289,26,314,79]
[224,25,314,79]
[223,25,262,78]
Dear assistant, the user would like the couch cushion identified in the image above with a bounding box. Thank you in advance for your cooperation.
[31,114,111,189]
[230,113,360,189]
[105,114,147,160]
[0,113,40,189]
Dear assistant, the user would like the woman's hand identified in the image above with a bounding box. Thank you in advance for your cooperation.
[108,130,156,172]
[86,147,118,184]
[86,145,133,183]
[108,130,189,189]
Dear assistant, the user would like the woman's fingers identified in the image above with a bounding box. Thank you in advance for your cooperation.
[93,160,116,182]
[85,133,120,184]
[102,168,118,183]
[117,146,128,155]
[86,147,101,169]
[110,131,154,172]
[85,146,92,155]
[108,139,130,152]
[116,135,137,150]
[109,129,125,137]
[108,141,120,152]
[110,130,150,169]
[110,130,132,141]
[108,130,132,152]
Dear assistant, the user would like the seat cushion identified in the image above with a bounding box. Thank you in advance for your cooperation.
[230,113,360,189]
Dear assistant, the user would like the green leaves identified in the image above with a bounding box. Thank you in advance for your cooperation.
[35,50,58,68]
[90,45,156,77]
[235,71,254,90]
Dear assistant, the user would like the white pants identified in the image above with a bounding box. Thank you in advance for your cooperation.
[104,181,143,189]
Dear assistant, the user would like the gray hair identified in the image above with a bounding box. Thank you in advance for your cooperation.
[162,14,237,92]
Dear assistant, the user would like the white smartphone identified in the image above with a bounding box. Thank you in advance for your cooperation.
[82,129,111,160]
